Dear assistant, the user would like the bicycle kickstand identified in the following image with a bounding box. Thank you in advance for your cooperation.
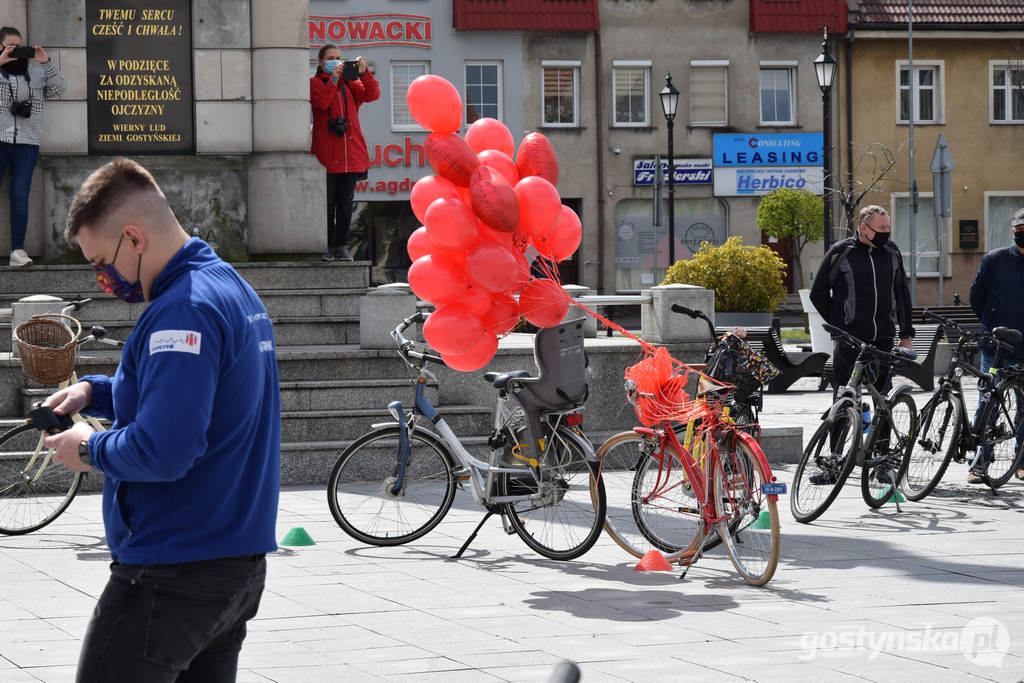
[884,471,903,513]
[452,510,494,559]
[679,522,709,581]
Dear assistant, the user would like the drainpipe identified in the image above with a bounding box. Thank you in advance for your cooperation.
[594,29,606,293]
[846,29,854,235]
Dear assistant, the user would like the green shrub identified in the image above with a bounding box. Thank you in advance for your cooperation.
[661,236,787,313]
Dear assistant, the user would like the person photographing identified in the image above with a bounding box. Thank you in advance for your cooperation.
[310,45,379,261]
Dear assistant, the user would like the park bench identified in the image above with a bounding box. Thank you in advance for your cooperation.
[715,323,829,393]
[911,305,980,342]
[817,323,942,392]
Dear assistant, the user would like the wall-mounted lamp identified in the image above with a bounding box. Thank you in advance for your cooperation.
[611,146,622,155]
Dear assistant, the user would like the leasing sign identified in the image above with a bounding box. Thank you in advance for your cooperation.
[713,133,823,197]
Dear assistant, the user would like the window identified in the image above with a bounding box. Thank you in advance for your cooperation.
[897,62,943,124]
[759,63,796,125]
[465,62,502,124]
[392,61,428,130]
[612,60,650,126]
[690,60,728,127]
[542,60,580,127]
[990,62,1024,123]
[892,193,941,276]
[985,192,1024,251]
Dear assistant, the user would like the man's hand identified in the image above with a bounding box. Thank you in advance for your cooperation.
[899,337,913,349]
[43,381,93,417]
[43,421,96,473]
[31,46,49,64]
[0,45,14,66]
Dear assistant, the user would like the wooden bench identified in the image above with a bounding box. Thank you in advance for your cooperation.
[911,305,980,342]
[817,323,942,392]
[715,324,829,393]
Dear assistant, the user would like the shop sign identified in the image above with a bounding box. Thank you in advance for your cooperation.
[633,158,712,185]
[713,133,822,167]
[310,14,432,49]
[714,167,823,197]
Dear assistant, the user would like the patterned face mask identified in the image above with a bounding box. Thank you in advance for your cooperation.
[93,234,144,303]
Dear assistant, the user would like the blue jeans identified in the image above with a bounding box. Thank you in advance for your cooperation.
[76,554,266,682]
[972,349,1024,467]
[0,142,40,250]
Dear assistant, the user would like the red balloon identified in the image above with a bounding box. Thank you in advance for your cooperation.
[519,278,569,328]
[534,205,582,262]
[407,254,469,304]
[411,175,462,223]
[469,166,518,234]
[442,331,499,371]
[406,75,463,134]
[477,219,517,250]
[465,241,519,293]
[462,285,495,317]
[465,118,515,157]
[423,304,485,355]
[424,197,479,252]
[516,132,559,186]
[480,293,520,336]
[424,133,480,188]
[508,250,532,293]
[477,149,519,186]
[514,176,562,241]
[407,226,435,262]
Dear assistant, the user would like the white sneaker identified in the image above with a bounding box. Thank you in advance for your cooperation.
[8,249,32,268]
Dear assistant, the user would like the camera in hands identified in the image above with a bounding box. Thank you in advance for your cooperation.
[9,46,34,60]
[342,60,359,82]
[327,116,347,137]
[10,100,31,118]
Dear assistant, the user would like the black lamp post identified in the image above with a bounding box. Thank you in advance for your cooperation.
[813,29,837,249]
[659,74,679,266]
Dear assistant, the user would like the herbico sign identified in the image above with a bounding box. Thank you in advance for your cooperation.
[86,0,193,154]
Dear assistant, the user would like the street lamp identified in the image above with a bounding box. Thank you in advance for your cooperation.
[813,28,837,249]
[659,74,679,266]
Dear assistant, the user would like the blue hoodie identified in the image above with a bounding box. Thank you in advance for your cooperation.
[81,239,281,565]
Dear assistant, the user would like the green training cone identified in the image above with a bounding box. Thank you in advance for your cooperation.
[751,510,773,529]
[882,488,906,504]
[280,526,316,546]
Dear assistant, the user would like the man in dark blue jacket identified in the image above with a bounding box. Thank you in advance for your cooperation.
[42,158,280,681]
[968,207,1024,482]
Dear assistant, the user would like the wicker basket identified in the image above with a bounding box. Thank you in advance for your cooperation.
[14,314,81,385]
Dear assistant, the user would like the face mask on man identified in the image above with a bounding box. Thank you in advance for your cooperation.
[1014,230,1024,248]
[93,234,145,303]
[868,230,890,248]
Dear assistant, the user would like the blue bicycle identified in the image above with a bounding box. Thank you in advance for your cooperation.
[327,312,607,560]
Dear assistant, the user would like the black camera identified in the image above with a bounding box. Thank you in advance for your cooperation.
[10,100,31,118]
[8,46,34,60]
[342,60,360,82]
[327,116,347,137]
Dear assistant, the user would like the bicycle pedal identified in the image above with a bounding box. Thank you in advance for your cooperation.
[452,467,471,481]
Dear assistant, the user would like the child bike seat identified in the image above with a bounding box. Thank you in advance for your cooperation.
[510,317,588,413]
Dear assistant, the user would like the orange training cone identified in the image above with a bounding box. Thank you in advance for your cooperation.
[634,549,674,571]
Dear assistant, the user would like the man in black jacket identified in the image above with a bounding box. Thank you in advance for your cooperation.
[968,206,1024,482]
[810,205,915,396]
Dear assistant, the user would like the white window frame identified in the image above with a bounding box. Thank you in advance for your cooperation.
[892,191,946,277]
[758,61,797,126]
[611,59,651,127]
[896,60,944,125]
[689,59,729,127]
[391,61,429,132]
[984,191,1024,251]
[989,61,1024,124]
[541,60,580,128]
[464,60,503,125]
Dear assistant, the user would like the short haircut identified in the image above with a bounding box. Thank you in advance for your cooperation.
[859,205,889,225]
[0,27,22,44]
[65,158,165,241]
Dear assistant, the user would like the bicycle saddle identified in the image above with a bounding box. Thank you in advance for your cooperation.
[892,346,918,361]
[484,370,531,390]
[993,326,1023,346]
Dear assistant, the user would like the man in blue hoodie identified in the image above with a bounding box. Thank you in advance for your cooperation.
[42,158,280,681]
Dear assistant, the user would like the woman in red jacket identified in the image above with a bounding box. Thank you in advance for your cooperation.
[310,44,380,261]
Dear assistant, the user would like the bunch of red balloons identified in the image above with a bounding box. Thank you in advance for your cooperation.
[405,75,582,371]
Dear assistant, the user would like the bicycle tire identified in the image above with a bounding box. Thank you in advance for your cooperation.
[502,426,606,561]
[0,423,83,535]
[902,391,961,501]
[713,434,780,586]
[862,393,917,508]
[790,404,860,524]
[327,426,456,546]
[980,379,1024,488]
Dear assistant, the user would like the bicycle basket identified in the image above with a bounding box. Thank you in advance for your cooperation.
[13,314,81,385]
[706,333,780,400]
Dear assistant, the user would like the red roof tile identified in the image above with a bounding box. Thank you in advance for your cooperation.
[750,0,848,34]
[856,0,1024,26]
[452,0,599,32]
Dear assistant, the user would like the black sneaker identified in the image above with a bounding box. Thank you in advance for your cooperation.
[321,251,335,262]
[335,246,354,261]
[808,469,840,485]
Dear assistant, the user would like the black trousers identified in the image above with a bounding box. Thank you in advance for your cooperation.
[831,337,895,400]
[326,172,359,251]
[76,554,266,682]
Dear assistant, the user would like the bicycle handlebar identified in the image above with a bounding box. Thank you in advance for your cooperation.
[921,307,1018,354]
[822,322,919,365]
[670,303,716,346]
[392,311,447,367]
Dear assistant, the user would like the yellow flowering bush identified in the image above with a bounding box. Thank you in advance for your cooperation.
[661,236,787,313]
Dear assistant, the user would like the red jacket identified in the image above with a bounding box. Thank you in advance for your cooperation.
[310,70,380,174]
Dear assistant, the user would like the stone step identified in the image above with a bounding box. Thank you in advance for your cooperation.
[280,406,493,443]
[277,378,437,412]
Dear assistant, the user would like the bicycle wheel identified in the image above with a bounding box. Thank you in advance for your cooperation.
[980,379,1024,488]
[327,426,456,546]
[713,434,780,586]
[502,426,606,561]
[902,392,961,501]
[862,393,917,508]
[0,423,83,535]
[790,404,860,524]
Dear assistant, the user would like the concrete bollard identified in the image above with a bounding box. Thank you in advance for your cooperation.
[359,283,417,349]
[640,284,715,344]
[561,284,597,338]
[11,295,66,359]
